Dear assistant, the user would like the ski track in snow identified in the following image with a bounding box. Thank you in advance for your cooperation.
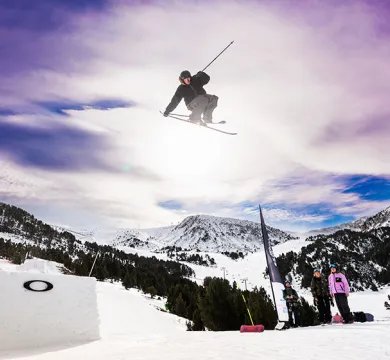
[1,279,389,360]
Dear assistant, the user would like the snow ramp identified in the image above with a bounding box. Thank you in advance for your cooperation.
[0,259,100,354]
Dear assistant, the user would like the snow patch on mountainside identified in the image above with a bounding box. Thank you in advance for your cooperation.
[0,232,35,245]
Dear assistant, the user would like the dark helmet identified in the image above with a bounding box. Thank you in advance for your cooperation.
[180,70,191,79]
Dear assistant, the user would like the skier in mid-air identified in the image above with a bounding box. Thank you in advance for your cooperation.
[163,70,219,123]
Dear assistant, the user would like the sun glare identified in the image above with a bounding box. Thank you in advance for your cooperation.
[150,121,224,182]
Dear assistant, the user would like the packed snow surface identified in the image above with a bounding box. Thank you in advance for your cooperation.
[1,259,389,360]
[0,259,100,356]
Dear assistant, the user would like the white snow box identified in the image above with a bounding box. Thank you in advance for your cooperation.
[0,261,100,353]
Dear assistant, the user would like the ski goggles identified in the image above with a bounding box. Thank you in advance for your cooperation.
[329,263,336,268]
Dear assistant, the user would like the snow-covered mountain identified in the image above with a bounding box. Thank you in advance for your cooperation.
[50,206,390,256]
[111,214,299,253]
[306,206,390,236]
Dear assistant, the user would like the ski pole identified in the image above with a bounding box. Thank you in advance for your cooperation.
[237,282,255,326]
[201,40,234,72]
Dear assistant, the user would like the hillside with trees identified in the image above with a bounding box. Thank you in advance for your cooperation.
[275,227,390,291]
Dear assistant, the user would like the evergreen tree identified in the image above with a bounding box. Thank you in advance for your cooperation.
[175,293,187,318]
[190,308,205,331]
[198,277,242,331]
[247,286,277,329]
[297,296,318,326]
[122,271,133,290]
[146,286,157,298]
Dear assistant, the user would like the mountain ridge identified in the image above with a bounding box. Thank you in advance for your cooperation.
[2,201,390,257]
[52,206,390,255]
[99,214,299,253]
[306,205,390,236]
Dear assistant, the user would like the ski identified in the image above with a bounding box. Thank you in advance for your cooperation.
[168,113,226,125]
[159,111,237,135]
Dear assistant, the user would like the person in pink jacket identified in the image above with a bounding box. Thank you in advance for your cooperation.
[328,264,353,324]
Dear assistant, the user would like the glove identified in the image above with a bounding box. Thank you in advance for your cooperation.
[163,111,169,117]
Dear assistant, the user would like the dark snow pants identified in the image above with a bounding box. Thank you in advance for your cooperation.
[334,293,352,322]
[287,303,301,327]
[187,94,218,122]
[316,296,332,323]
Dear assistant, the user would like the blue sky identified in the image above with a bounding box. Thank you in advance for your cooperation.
[1,0,390,232]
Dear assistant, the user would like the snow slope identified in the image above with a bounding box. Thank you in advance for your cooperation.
[2,262,389,360]
[0,258,70,274]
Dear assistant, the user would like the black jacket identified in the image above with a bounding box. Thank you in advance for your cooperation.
[310,275,330,298]
[283,287,299,305]
[165,71,210,114]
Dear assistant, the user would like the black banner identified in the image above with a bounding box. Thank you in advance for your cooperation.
[259,205,288,322]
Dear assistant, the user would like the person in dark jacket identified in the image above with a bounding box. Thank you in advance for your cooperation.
[311,268,333,324]
[163,70,219,123]
[282,280,301,328]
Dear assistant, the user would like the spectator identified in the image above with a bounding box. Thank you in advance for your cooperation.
[310,268,333,324]
[328,264,353,324]
[282,279,301,328]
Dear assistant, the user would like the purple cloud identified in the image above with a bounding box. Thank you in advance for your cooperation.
[0,0,108,79]
[319,113,390,144]
[0,120,114,171]
[0,98,135,117]
[0,119,162,180]
[264,0,390,36]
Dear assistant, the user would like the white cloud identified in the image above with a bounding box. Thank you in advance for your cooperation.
[2,0,390,230]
